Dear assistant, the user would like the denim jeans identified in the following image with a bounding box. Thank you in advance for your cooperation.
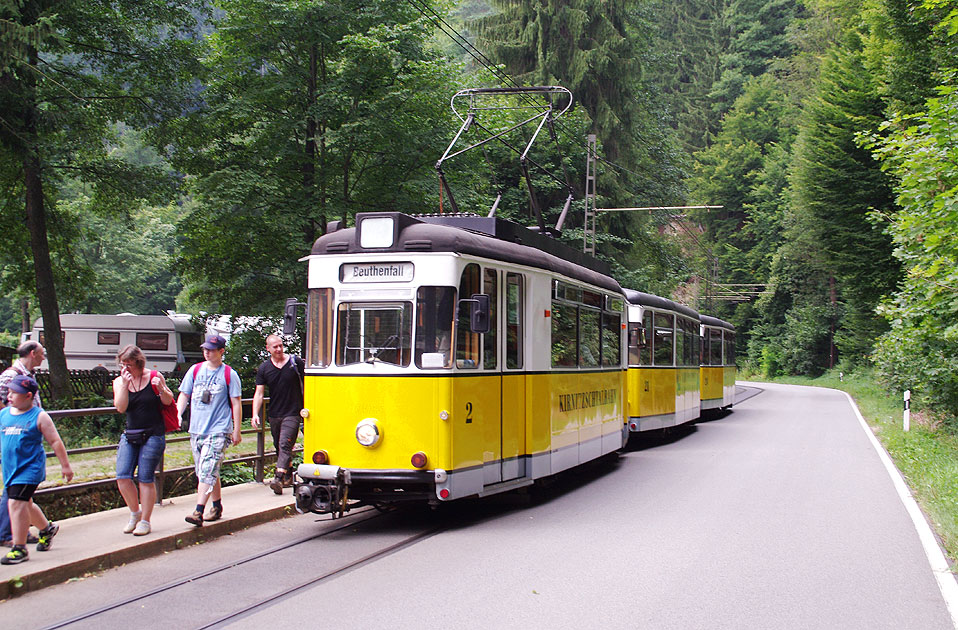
[0,487,10,541]
[116,433,166,483]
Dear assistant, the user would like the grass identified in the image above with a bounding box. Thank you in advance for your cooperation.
[748,368,958,567]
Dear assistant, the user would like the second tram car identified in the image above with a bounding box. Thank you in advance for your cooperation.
[291,212,627,515]
[623,290,702,432]
[700,315,736,411]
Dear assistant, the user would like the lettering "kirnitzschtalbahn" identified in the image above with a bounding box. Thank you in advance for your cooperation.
[558,389,617,412]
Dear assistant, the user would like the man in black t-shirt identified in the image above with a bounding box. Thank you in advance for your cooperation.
[252,334,305,494]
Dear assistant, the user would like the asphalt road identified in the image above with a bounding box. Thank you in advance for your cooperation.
[15,382,957,629]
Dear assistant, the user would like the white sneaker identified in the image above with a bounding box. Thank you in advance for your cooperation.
[123,511,141,534]
[132,520,151,536]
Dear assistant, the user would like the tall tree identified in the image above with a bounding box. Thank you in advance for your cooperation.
[652,0,730,152]
[172,0,461,314]
[475,0,685,206]
[0,0,204,401]
[789,32,898,365]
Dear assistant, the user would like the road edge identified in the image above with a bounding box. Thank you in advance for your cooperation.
[842,390,958,629]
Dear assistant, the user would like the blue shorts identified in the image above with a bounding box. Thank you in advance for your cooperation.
[116,433,166,484]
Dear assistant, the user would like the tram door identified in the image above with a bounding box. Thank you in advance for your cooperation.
[500,272,525,482]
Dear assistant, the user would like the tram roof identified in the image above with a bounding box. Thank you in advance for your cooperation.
[700,314,735,331]
[311,212,621,293]
[622,289,699,320]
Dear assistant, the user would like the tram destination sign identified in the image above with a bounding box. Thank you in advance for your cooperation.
[341,262,414,283]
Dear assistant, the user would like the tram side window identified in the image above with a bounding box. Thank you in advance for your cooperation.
[306,288,333,368]
[457,264,481,369]
[601,311,620,367]
[641,311,653,366]
[709,327,722,366]
[675,318,686,367]
[653,313,674,366]
[551,303,578,367]
[685,319,699,367]
[483,268,498,370]
[628,323,641,366]
[701,328,708,366]
[579,308,600,368]
[506,273,523,369]
[337,301,412,367]
[415,286,456,369]
[728,332,736,365]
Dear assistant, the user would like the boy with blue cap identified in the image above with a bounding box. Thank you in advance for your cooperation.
[0,375,73,564]
[176,334,242,526]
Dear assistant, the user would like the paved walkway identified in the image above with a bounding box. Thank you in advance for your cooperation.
[0,482,295,599]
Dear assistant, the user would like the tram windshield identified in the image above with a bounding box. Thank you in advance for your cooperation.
[336,302,412,367]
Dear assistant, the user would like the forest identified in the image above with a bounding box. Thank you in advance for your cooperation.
[1,0,957,420]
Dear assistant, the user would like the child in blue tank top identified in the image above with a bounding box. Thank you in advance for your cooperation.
[0,375,73,565]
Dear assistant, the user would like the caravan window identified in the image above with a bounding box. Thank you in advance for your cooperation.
[98,332,120,345]
[136,333,169,352]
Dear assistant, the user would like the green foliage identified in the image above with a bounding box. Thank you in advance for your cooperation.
[869,70,958,418]
[476,0,686,206]
[709,0,802,117]
[788,32,898,366]
[172,0,462,315]
[220,462,256,486]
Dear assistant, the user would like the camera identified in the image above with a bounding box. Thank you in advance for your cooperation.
[201,389,211,404]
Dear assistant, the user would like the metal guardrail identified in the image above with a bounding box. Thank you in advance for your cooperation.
[34,398,300,505]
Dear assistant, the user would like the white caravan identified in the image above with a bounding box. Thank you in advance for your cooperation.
[27,313,203,372]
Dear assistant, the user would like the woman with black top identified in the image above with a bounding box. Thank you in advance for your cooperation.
[112,345,174,536]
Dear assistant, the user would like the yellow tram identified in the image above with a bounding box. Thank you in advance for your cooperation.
[288,212,627,515]
[623,290,702,432]
[700,315,736,411]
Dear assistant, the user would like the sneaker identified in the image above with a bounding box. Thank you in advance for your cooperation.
[36,523,58,552]
[123,511,141,534]
[0,546,28,565]
[185,510,203,527]
[207,504,222,521]
[132,520,151,536]
[269,477,283,495]
[282,472,295,488]
[1,534,38,547]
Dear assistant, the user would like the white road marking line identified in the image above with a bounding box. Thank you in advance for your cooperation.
[843,390,958,629]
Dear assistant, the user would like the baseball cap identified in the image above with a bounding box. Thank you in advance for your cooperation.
[200,334,227,350]
[8,374,38,395]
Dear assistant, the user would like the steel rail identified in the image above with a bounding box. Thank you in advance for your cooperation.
[38,506,384,630]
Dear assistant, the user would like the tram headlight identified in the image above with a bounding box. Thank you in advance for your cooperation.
[355,418,382,447]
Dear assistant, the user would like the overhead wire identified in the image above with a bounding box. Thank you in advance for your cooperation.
[404,0,649,186]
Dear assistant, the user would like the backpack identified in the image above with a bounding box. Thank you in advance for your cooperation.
[192,362,233,387]
[149,370,180,433]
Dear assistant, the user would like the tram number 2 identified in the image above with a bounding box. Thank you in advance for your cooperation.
[466,402,473,424]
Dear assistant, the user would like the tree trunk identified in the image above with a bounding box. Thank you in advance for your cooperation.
[21,40,72,405]
[20,298,30,336]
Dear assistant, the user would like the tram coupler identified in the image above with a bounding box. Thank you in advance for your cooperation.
[294,464,350,515]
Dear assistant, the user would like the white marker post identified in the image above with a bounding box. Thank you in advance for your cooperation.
[903,390,911,432]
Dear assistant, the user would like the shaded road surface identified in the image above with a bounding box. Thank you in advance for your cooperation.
[16,382,956,630]
[231,382,956,629]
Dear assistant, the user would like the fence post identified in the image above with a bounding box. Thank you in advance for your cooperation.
[156,451,165,505]
[254,398,265,483]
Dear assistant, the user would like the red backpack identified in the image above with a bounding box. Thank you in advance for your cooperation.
[149,370,180,433]
[191,362,232,387]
